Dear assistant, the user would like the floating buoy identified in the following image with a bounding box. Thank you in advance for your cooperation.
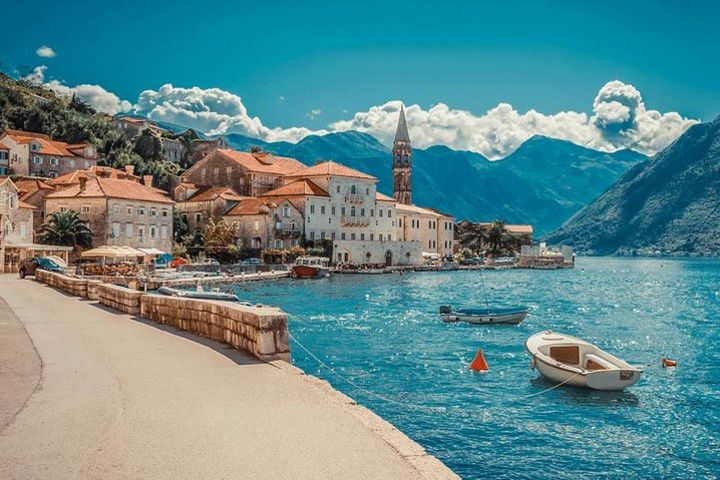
[469,348,489,372]
[662,358,677,368]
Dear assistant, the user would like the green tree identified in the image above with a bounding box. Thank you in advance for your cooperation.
[204,219,238,247]
[133,129,163,160]
[486,220,508,254]
[38,210,93,248]
[457,220,487,254]
[173,211,189,243]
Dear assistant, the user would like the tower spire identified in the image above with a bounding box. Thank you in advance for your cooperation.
[392,104,412,205]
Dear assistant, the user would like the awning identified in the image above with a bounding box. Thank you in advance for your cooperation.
[138,247,167,256]
[81,246,146,258]
[422,252,441,260]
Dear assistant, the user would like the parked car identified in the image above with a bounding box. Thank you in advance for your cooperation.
[460,257,483,266]
[18,256,63,279]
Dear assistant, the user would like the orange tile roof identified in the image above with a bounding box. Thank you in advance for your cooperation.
[2,129,51,143]
[210,149,305,175]
[476,223,533,234]
[13,178,56,197]
[224,198,276,216]
[260,179,329,197]
[0,142,9,150]
[50,166,139,186]
[375,192,395,202]
[18,200,37,210]
[32,138,91,158]
[183,186,247,203]
[284,160,376,181]
[46,177,174,204]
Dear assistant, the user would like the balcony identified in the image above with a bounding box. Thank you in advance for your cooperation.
[276,223,302,237]
[341,216,371,227]
[344,194,365,204]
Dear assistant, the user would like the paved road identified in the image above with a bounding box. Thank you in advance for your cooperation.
[0,276,423,479]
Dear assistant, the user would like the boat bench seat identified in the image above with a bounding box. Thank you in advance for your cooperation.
[584,353,618,371]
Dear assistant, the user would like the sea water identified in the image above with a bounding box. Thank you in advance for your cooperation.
[233,257,720,479]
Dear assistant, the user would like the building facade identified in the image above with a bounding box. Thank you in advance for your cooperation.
[181,149,305,197]
[223,198,304,250]
[0,129,98,177]
[44,176,174,252]
[173,184,246,236]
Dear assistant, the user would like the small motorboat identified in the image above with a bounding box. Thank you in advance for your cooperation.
[439,305,528,324]
[292,256,330,279]
[525,331,642,391]
[157,286,242,302]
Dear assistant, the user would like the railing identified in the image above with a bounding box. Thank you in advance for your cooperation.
[344,194,365,204]
[341,216,371,227]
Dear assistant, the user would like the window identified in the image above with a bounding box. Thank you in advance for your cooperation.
[138,225,145,243]
[370,233,374,241]
[139,207,146,216]
[162,209,168,217]
[351,185,356,194]
[336,185,340,193]
[161,226,168,239]
[388,211,392,218]
[310,205,315,214]
[351,206,356,217]
[195,213,202,223]
[370,209,374,217]
[226,166,232,175]
[331,206,336,215]
[127,206,133,215]
[360,233,365,240]
[69,159,76,168]
[331,232,336,240]
[351,233,356,240]
[320,205,325,215]
[320,232,326,239]
[112,222,120,238]
[379,209,383,217]
[310,231,315,240]
[341,207,345,216]
[151,208,158,217]
[366,188,369,195]
[283,206,290,217]
[125,223,133,237]
[360,208,365,217]
[150,226,157,239]
[388,234,392,241]
[81,205,90,214]
[379,234,383,241]
[49,157,58,166]
[30,143,38,151]
[113,205,120,216]
[341,233,346,240]
[0,151,7,160]
[33,156,42,165]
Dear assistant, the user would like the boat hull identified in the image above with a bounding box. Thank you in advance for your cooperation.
[292,265,328,279]
[441,310,527,325]
[534,360,641,391]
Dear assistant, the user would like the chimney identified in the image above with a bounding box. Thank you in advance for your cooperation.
[79,177,87,192]
[124,165,135,175]
[143,175,153,187]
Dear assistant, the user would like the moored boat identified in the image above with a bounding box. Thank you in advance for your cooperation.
[292,256,330,279]
[157,286,244,302]
[439,305,528,324]
[525,331,642,391]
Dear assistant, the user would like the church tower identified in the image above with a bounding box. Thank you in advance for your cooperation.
[392,105,412,205]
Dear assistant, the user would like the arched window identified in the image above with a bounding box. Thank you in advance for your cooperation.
[351,185,356,194]
[351,206,356,217]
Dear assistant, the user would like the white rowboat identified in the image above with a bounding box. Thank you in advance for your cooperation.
[525,331,642,391]
[440,306,528,325]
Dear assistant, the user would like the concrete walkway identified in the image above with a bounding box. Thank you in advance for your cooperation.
[0,276,427,480]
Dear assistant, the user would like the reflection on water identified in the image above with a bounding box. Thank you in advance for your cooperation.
[234,257,720,479]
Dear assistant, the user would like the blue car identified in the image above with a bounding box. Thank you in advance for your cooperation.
[18,256,63,278]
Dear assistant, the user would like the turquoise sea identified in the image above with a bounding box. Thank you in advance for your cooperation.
[233,258,720,479]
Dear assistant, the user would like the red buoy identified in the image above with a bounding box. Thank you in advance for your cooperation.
[662,358,677,368]
[469,348,489,372]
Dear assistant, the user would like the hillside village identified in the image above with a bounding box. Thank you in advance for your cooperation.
[0,103,467,272]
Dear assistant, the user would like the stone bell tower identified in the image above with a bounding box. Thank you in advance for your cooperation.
[392,105,412,205]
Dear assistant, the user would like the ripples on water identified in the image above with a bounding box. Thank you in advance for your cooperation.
[234,258,720,479]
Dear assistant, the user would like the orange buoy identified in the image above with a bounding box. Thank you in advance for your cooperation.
[662,358,677,368]
[469,348,489,372]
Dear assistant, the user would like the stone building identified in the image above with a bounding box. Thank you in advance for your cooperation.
[181,148,305,197]
[0,177,71,272]
[223,197,304,250]
[396,204,455,259]
[185,137,228,167]
[160,137,187,164]
[392,106,412,205]
[0,129,98,177]
[173,183,247,236]
[44,176,174,252]
[12,178,56,240]
[112,116,166,139]
[49,165,143,187]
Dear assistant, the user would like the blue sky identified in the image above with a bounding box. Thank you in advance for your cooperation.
[2,0,718,156]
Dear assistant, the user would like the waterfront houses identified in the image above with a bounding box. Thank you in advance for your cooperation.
[44,176,174,252]
[181,148,305,197]
[0,129,98,177]
[12,178,56,240]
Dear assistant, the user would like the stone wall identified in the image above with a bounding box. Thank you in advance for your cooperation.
[36,270,88,297]
[140,295,290,362]
[97,283,143,314]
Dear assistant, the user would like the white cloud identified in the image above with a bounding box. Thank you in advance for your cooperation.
[305,108,322,120]
[36,46,56,58]
[331,81,698,158]
[21,65,131,115]
[134,84,325,142]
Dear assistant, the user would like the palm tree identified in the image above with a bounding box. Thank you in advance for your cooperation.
[38,210,93,248]
[486,220,508,254]
[457,220,486,254]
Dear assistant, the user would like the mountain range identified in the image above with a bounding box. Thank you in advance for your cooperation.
[546,116,720,256]
[224,131,645,236]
